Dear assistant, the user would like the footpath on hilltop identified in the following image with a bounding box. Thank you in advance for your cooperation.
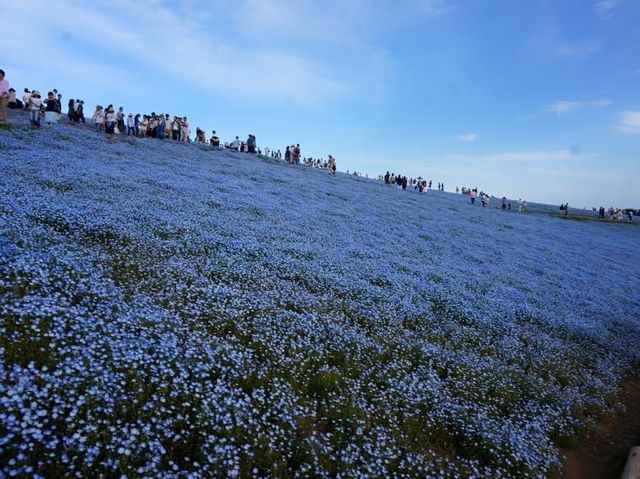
[1,114,639,478]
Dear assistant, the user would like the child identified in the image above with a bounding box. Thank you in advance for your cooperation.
[28,90,42,127]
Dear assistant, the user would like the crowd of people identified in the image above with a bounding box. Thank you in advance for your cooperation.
[380,172,433,192]
[1,71,341,177]
[596,206,635,222]
[0,71,636,211]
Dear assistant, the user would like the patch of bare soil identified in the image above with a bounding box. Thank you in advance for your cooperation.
[563,375,640,478]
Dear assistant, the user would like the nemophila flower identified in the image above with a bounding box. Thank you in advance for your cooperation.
[0,119,638,477]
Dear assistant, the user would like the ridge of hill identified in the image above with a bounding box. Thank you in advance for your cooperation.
[1,119,639,477]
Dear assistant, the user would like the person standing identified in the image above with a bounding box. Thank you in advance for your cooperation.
[92,106,105,133]
[0,69,10,123]
[28,90,42,127]
[470,189,477,205]
[293,144,301,164]
[105,106,117,138]
[181,117,190,142]
[76,100,85,123]
[22,88,31,111]
[44,92,59,125]
[126,114,135,136]
[134,114,141,137]
[117,107,125,132]
[67,98,75,121]
[172,117,180,141]
[327,155,337,176]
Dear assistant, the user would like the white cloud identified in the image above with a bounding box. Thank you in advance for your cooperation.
[457,133,478,142]
[594,0,617,18]
[617,111,640,133]
[546,99,612,115]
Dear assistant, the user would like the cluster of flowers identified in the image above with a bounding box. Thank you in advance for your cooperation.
[1,121,639,477]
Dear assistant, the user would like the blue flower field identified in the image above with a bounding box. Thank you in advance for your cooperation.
[1,120,639,478]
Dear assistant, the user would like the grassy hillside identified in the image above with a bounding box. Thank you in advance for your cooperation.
[1,120,639,478]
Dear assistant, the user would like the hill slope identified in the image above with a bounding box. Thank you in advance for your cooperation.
[1,121,639,478]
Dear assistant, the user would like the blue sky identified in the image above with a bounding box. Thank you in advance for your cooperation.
[2,0,639,207]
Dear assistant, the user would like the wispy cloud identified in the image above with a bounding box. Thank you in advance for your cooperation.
[416,0,455,16]
[1,0,355,107]
[617,111,640,133]
[554,42,600,58]
[546,99,612,115]
[457,133,478,143]
[439,149,596,163]
[594,0,617,19]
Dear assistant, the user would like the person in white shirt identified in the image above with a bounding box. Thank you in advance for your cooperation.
[22,89,31,111]
[126,114,135,136]
[92,106,105,133]
[181,117,190,142]
[105,106,117,137]
[0,69,10,123]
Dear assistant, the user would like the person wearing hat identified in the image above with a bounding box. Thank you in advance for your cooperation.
[28,90,42,127]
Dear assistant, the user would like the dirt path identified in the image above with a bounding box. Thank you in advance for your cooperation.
[563,375,640,478]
